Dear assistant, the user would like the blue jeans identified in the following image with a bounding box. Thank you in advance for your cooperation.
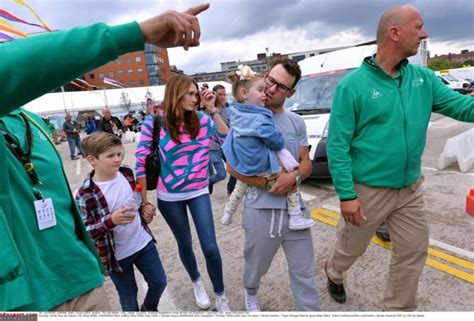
[209,149,227,185]
[109,241,167,311]
[158,194,224,294]
[66,135,84,159]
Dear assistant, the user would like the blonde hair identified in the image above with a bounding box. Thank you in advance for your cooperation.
[81,132,122,159]
[228,70,264,103]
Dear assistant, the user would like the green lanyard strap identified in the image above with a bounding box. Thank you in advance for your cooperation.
[0,112,41,186]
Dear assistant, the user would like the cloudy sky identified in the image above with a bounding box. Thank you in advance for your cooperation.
[2,0,473,74]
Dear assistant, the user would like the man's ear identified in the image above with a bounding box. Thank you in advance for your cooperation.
[286,88,296,98]
[388,26,400,42]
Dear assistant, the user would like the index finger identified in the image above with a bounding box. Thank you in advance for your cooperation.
[183,2,210,16]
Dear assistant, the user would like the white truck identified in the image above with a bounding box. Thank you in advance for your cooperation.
[284,41,427,178]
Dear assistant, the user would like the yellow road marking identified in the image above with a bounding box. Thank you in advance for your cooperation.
[311,207,474,283]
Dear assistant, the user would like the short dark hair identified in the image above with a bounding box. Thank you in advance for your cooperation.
[212,84,225,92]
[82,132,122,159]
[270,58,301,88]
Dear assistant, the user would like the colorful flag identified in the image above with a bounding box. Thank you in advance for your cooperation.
[103,77,126,88]
[0,9,48,31]
[0,31,14,41]
[0,23,28,37]
[13,0,51,32]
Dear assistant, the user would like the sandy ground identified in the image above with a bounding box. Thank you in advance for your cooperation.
[62,115,474,313]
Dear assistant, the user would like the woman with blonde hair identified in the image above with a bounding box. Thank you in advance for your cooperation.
[135,75,230,312]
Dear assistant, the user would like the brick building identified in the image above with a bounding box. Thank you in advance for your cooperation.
[83,44,171,89]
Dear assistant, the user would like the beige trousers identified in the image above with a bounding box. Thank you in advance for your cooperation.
[327,178,429,311]
[52,284,112,311]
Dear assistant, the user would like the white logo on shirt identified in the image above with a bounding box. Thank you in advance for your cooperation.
[372,89,383,99]
[412,77,424,87]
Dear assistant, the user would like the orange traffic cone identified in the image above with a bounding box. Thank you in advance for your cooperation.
[466,189,474,217]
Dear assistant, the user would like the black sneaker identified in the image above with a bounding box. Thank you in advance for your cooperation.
[324,261,346,303]
[376,230,391,242]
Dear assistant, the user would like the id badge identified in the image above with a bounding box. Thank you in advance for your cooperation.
[34,198,57,230]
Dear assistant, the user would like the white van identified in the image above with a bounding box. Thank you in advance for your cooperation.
[446,66,474,84]
[435,71,471,94]
[284,42,427,178]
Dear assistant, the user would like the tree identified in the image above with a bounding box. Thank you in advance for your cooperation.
[120,91,131,111]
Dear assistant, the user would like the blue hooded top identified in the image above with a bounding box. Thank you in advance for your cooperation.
[222,103,284,176]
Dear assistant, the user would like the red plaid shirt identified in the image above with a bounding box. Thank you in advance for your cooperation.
[75,165,154,273]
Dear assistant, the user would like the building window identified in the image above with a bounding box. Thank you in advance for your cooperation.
[118,69,123,76]
[99,72,104,79]
[89,73,95,79]
[130,80,135,87]
[262,65,267,70]
[126,57,131,64]
[145,53,157,64]
[108,71,114,78]
[137,68,143,73]
[135,56,142,62]
[139,79,145,86]
[128,69,134,75]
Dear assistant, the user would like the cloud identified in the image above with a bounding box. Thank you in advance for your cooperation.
[3,0,473,74]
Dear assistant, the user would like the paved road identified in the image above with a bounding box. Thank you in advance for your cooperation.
[61,114,473,312]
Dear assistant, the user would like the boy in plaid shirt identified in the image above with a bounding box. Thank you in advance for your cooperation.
[76,132,166,311]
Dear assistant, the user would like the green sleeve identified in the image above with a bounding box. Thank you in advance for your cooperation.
[327,84,357,200]
[431,72,474,121]
[0,22,144,117]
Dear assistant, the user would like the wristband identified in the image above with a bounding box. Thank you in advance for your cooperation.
[210,111,217,118]
[265,179,276,191]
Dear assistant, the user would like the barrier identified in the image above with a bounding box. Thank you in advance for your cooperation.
[438,128,474,172]
[124,130,136,143]
[467,188,474,217]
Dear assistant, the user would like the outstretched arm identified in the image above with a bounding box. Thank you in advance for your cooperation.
[0,3,210,117]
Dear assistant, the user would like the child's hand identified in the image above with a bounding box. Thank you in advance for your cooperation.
[111,207,135,225]
[141,203,157,224]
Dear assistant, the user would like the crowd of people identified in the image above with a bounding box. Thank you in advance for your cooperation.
[1,1,473,314]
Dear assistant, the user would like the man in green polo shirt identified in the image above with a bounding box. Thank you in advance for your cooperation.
[324,5,473,311]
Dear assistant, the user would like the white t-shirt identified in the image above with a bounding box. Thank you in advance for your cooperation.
[96,172,152,261]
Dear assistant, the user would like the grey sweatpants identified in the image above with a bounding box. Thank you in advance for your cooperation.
[242,207,320,311]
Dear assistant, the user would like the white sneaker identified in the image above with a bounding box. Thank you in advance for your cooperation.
[244,290,260,312]
[215,294,231,312]
[289,214,315,230]
[220,209,233,225]
[192,278,211,309]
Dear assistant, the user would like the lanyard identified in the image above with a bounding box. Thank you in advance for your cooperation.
[0,112,44,199]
